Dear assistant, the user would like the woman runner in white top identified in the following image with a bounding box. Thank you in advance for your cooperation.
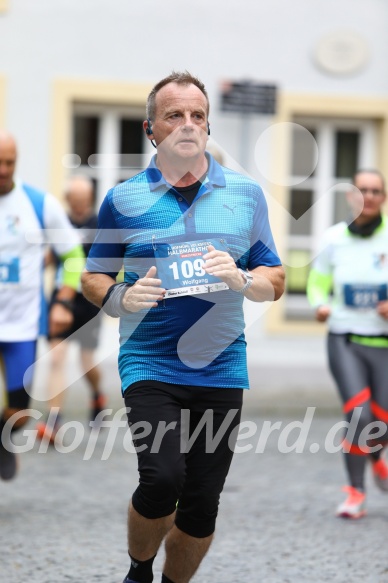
[307,169,388,519]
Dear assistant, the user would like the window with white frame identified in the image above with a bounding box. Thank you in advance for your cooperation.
[71,104,152,209]
[285,117,377,319]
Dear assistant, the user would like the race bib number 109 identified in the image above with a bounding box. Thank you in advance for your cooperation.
[155,239,229,298]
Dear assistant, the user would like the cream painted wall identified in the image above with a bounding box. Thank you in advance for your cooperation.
[1,0,388,188]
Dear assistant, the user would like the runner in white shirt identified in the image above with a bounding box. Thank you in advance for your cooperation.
[0,130,84,480]
[307,169,388,519]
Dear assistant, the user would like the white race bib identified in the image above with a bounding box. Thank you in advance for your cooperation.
[154,239,229,298]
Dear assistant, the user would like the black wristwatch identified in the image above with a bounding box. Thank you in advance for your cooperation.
[53,299,75,313]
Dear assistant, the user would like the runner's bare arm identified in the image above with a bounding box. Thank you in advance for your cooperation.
[203,245,285,301]
[81,270,116,308]
[246,264,285,302]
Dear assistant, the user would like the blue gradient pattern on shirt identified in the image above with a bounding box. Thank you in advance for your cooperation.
[87,154,281,392]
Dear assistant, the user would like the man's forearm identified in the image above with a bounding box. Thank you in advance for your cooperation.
[245,265,285,302]
[81,270,116,308]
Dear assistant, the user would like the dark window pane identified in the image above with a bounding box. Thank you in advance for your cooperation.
[289,189,313,235]
[291,126,316,177]
[120,119,144,166]
[73,116,99,165]
[335,131,359,178]
[90,177,98,208]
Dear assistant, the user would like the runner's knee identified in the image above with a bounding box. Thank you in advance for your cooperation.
[175,488,220,538]
[132,464,185,519]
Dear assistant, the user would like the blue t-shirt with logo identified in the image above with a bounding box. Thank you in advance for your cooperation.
[86,154,281,392]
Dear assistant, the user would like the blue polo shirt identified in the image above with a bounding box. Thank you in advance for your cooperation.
[86,153,281,392]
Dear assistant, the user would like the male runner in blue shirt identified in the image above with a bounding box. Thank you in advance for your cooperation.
[82,71,285,583]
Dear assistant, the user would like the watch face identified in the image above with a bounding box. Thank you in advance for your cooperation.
[236,269,253,293]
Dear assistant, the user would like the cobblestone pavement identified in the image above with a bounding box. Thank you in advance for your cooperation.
[2,410,388,583]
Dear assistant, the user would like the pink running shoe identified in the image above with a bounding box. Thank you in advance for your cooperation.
[335,486,366,519]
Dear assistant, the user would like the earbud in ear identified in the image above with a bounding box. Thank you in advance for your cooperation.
[146,119,153,135]
[207,122,210,136]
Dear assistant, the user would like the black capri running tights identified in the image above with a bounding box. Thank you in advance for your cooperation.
[124,381,243,538]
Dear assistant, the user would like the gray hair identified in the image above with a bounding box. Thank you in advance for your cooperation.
[146,70,209,120]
